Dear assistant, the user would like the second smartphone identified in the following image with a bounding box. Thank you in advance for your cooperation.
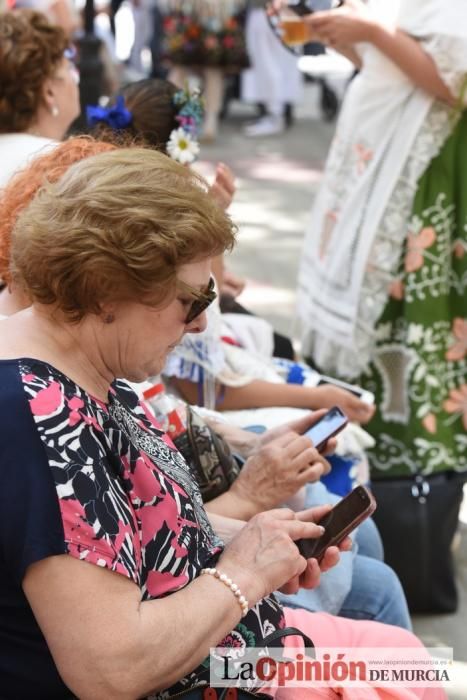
[296,485,377,562]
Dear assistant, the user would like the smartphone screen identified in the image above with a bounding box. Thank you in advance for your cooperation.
[297,486,376,561]
[304,406,348,450]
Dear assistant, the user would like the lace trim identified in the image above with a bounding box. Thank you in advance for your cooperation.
[320,100,458,379]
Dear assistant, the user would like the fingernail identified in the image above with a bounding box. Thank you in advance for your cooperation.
[317,525,325,534]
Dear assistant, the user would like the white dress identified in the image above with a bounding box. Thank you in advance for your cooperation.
[0,134,56,189]
[241,7,303,110]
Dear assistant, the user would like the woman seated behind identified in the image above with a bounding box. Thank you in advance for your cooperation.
[0,148,444,699]
[87,78,373,423]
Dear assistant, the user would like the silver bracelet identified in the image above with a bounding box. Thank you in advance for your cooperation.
[201,567,249,617]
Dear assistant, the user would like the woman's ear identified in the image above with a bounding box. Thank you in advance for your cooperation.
[41,77,59,117]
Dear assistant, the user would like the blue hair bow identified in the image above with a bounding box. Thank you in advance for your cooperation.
[86,95,133,129]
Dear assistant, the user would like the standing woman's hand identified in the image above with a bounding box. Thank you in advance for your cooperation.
[305,0,378,47]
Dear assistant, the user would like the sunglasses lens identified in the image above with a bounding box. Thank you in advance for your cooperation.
[185,279,216,324]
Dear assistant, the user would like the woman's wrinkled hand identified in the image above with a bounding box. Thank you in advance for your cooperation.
[258,409,338,456]
[230,425,330,512]
[218,508,335,605]
[280,504,352,594]
[218,506,351,604]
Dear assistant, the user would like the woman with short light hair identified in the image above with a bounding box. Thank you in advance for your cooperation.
[0,147,445,700]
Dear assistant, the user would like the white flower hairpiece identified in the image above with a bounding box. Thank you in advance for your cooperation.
[166,127,200,165]
[166,86,204,165]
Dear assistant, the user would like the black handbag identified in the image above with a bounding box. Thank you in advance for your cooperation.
[165,627,315,699]
[371,471,465,613]
[173,406,241,502]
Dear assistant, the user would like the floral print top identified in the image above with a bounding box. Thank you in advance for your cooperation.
[0,358,284,699]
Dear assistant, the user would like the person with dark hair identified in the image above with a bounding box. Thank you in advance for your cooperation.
[120,78,180,148]
[0,10,80,186]
[88,78,245,295]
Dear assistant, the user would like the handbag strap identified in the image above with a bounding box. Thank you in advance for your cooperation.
[262,625,315,653]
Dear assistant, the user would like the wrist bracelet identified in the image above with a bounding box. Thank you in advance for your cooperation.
[201,567,249,617]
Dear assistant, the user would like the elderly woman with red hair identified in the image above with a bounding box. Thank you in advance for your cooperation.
[0,136,115,317]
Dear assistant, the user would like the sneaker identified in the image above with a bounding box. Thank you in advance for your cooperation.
[243,116,285,138]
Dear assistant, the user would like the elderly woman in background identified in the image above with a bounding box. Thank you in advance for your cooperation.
[0,147,444,699]
[0,10,80,187]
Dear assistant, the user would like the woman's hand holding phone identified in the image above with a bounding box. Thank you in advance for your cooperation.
[284,504,353,594]
[310,384,376,424]
[296,486,376,564]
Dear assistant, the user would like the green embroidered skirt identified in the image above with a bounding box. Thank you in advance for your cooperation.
[359,112,467,478]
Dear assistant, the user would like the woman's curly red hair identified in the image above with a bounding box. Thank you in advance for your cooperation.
[0,10,69,133]
[0,136,116,285]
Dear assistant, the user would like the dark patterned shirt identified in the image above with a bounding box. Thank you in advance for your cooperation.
[0,358,284,699]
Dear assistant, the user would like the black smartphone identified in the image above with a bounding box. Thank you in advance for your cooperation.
[303,405,348,452]
[296,485,377,562]
[287,0,343,16]
[316,375,375,405]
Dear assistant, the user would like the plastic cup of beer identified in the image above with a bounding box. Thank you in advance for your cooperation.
[280,13,309,47]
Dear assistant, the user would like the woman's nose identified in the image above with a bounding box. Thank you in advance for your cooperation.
[185,310,208,334]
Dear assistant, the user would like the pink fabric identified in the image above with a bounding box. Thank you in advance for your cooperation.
[268,608,448,700]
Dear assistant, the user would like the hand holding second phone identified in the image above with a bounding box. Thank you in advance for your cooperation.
[229,410,332,514]
[258,409,338,456]
[217,506,351,608]
[311,385,375,425]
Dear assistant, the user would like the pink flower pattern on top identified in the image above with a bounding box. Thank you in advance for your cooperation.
[19,359,284,697]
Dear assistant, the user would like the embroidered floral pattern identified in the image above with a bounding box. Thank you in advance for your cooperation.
[445,318,467,361]
[358,183,467,476]
[405,226,436,273]
[444,384,467,430]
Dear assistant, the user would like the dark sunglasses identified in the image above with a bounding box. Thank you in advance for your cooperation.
[178,276,217,324]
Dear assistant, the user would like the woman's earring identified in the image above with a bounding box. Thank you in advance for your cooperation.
[51,105,59,117]
[103,313,115,324]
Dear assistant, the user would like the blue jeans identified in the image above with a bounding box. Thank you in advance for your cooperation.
[338,554,412,629]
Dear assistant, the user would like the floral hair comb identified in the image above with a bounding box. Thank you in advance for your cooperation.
[166,85,204,165]
[86,95,133,130]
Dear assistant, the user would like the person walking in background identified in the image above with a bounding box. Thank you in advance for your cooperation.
[159,0,249,141]
[241,0,302,136]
